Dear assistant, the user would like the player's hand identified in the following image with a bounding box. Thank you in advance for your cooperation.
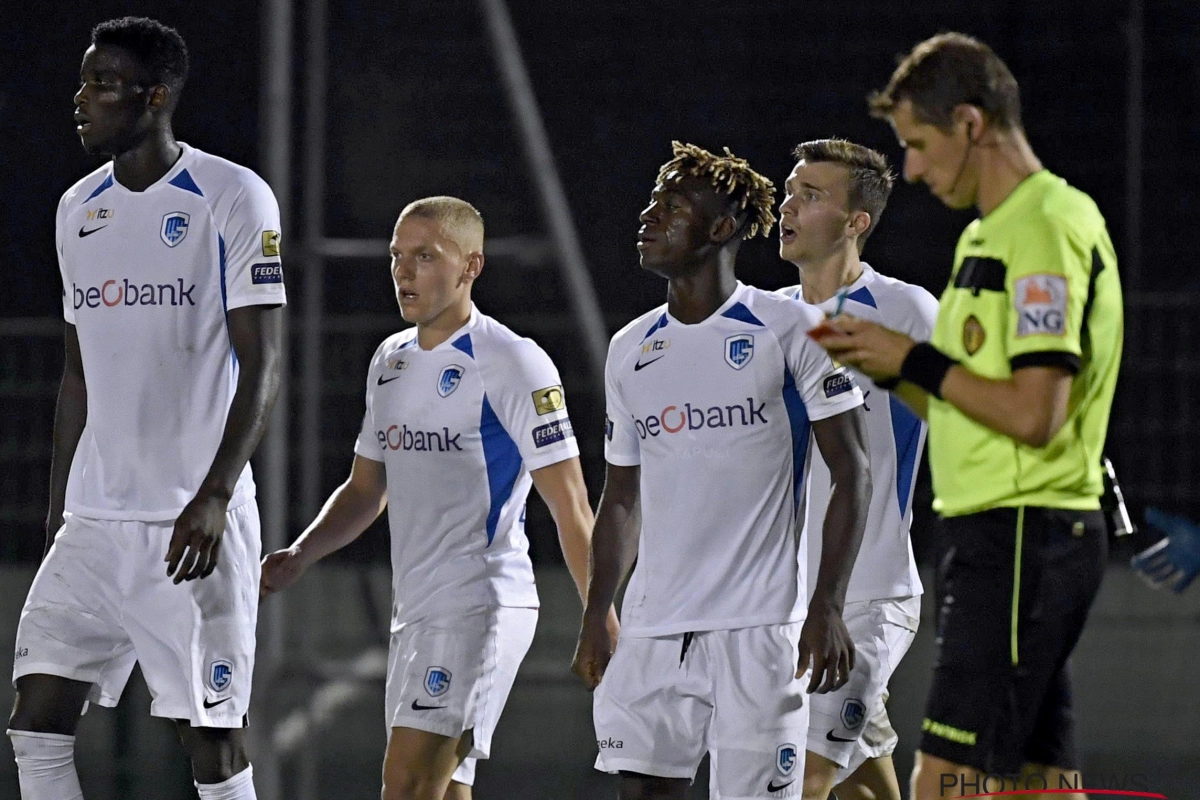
[572,607,619,690]
[818,315,915,382]
[797,600,855,693]
[165,490,228,584]
[260,546,310,599]
[1131,508,1200,594]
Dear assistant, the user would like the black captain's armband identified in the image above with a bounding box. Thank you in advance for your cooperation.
[953,257,1006,295]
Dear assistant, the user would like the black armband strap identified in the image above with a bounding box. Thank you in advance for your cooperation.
[874,376,901,391]
[899,343,958,400]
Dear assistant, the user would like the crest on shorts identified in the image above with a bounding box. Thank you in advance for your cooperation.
[160,212,190,247]
[724,334,754,370]
[207,659,233,693]
[424,666,452,697]
[776,743,797,776]
[841,698,866,730]
[437,365,464,397]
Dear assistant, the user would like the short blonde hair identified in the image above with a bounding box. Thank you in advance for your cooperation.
[656,141,776,240]
[397,196,484,253]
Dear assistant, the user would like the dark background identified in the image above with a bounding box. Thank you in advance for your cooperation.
[1,2,1198,798]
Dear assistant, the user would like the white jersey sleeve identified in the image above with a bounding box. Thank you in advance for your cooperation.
[56,193,75,325]
[217,171,287,310]
[603,332,641,467]
[483,339,579,472]
[781,311,863,422]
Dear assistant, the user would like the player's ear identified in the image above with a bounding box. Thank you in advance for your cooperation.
[463,252,484,283]
[847,210,871,240]
[147,84,170,113]
[710,213,738,245]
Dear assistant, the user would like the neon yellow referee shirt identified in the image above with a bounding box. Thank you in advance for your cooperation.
[928,170,1123,517]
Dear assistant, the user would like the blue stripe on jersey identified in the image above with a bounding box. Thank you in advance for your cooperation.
[889,393,923,516]
[480,394,522,546]
[641,313,668,341]
[846,286,878,309]
[84,174,114,202]
[721,302,766,327]
[782,368,812,511]
[452,333,475,358]
[218,235,228,313]
[168,169,204,197]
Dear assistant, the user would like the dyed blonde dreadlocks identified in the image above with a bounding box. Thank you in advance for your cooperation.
[655,141,777,239]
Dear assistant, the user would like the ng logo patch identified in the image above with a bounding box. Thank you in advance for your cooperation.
[1015,274,1068,337]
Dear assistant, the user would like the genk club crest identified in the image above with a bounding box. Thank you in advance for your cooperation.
[160,212,190,247]
[776,743,797,776]
[437,365,464,397]
[207,659,233,693]
[724,334,754,370]
[424,666,452,697]
[841,698,866,730]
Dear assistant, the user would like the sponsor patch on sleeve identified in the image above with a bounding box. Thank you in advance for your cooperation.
[261,230,281,257]
[823,371,856,399]
[532,419,574,449]
[532,385,566,415]
[1014,274,1068,337]
[251,262,284,285]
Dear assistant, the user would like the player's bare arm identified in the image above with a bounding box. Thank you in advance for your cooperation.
[260,454,388,598]
[45,323,87,555]
[572,462,640,690]
[821,315,1072,445]
[530,459,621,642]
[165,304,283,583]
[798,405,871,694]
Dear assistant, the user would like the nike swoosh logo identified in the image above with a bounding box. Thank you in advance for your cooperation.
[411,699,446,711]
[78,225,108,237]
[826,730,857,742]
[377,374,402,385]
[633,355,665,371]
[203,697,231,709]
[767,778,795,792]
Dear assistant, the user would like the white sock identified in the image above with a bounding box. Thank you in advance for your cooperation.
[196,764,257,800]
[8,729,83,800]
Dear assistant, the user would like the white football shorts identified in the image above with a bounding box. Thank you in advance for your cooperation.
[384,605,537,787]
[806,595,920,781]
[594,623,809,799]
[13,504,261,728]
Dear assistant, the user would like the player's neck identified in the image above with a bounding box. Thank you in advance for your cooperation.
[795,248,863,305]
[415,300,472,350]
[666,259,737,324]
[976,129,1043,217]
[111,129,182,192]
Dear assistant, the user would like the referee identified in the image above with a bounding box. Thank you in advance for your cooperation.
[818,33,1123,799]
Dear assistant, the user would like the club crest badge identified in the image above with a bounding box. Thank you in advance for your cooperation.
[437,365,464,397]
[160,212,190,247]
[725,334,754,370]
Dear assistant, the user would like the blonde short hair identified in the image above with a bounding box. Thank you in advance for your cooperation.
[397,196,484,252]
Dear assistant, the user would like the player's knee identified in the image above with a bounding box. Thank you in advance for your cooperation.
[178,725,250,784]
[802,751,840,799]
[382,767,442,800]
[9,678,87,735]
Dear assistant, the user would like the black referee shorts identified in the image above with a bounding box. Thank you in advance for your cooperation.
[919,506,1106,773]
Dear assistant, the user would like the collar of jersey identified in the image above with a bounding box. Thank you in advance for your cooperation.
[814,262,877,314]
[106,142,198,196]
[977,168,1054,226]
[664,281,747,327]
[405,305,480,354]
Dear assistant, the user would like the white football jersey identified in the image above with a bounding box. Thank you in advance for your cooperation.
[57,143,286,521]
[780,263,939,603]
[354,308,579,625]
[604,283,864,637]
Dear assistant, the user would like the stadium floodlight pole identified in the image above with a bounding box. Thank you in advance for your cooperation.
[478,0,608,394]
[1124,0,1143,288]
[256,0,293,798]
